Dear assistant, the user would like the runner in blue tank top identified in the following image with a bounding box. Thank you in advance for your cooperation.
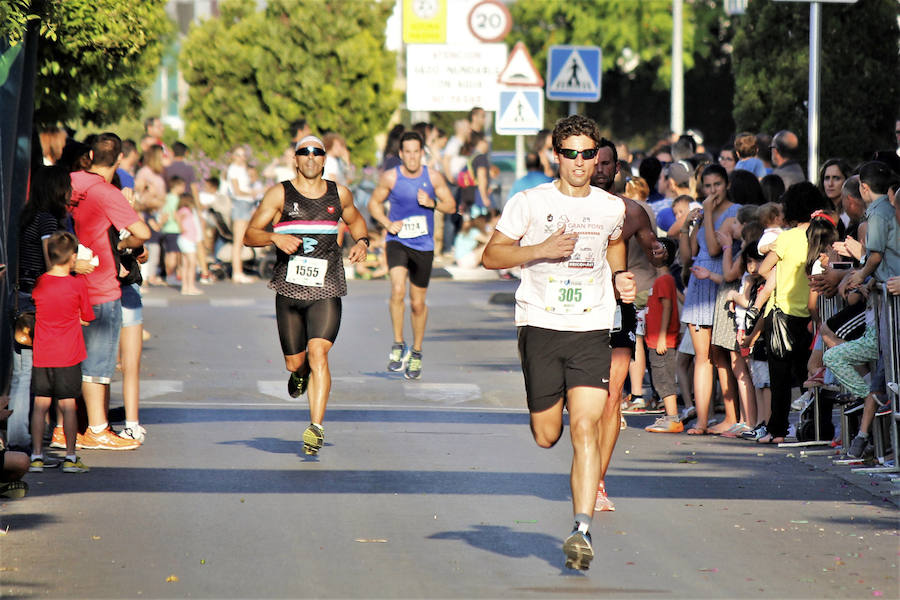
[245,135,369,456]
[368,131,456,379]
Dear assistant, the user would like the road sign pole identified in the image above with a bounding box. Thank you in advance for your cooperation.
[515,134,525,179]
[671,0,684,135]
[569,101,578,116]
[808,1,821,184]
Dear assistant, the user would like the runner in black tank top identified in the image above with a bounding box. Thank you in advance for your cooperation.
[244,135,369,456]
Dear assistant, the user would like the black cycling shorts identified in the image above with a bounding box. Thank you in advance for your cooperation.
[609,300,637,353]
[275,295,342,356]
[386,241,434,288]
[31,364,82,400]
[517,326,612,413]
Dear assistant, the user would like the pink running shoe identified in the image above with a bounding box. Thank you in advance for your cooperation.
[594,481,615,512]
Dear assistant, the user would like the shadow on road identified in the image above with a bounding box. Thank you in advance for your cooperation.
[428,524,571,573]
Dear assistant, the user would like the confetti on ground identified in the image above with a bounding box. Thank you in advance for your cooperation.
[354,539,388,543]
[91,536,101,540]
[790,520,808,524]
[200,559,205,565]
[515,520,537,524]
[698,568,719,573]
[0,567,19,572]
[165,575,179,583]
[679,459,698,464]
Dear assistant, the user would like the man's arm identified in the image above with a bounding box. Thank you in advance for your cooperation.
[338,185,368,264]
[607,235,636,303]
[429,170,457,214]
[482,226,576,270]
[625,198,666,266]
[367,170,402,235]
[243,184,300,255]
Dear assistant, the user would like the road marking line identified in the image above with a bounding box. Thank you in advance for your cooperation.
[140,297,169,307]
[210,298,257,307]
[404,383,481,404]
[111,379,182,399]
[139,399,527,413]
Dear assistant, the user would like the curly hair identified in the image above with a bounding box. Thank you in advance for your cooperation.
[551,115,601,152]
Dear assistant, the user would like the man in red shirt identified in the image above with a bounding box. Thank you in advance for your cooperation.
[68,133,151,450]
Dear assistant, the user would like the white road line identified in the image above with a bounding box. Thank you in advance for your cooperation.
[140,297,169,307]
[111,379,182,399]
[210,298,258,307]
[138,399,527,412]
[404,383,481,404]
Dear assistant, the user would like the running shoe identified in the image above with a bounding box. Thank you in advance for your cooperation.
[0,480,28,499]
[621,398,648,414]
[302,423,324,456]
[118,425,146,443]
[846,434,869,459]
[287,370,309,398]
[49,427,84,450]
[387,343,409,372]
[563,530,594,571]
[61,457,90,473]
[29,457,57,473]
[740,423,767,441]
[405,350,423,380]
[791,390,813,412]
[80,428,141,450]
[645,416,684,433]
[594,482,615,512]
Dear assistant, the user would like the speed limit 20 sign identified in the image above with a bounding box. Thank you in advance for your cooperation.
[467,0,512,43]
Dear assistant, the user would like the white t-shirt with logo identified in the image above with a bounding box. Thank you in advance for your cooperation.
[496,182,625,332]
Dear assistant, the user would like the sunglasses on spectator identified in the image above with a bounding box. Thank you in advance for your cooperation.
[296,146,326,157]
[557,148,598,160]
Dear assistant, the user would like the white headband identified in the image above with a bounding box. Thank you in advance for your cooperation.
[295,136,324,151]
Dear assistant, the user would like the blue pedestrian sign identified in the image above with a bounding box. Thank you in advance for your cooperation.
[495,88,543,135]
[546,45,602,102]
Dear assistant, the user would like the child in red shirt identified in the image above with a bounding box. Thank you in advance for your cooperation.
[644,239,683,433]
[29,232,95,473]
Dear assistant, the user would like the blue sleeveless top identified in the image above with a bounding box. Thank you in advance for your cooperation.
[385,165,436,251]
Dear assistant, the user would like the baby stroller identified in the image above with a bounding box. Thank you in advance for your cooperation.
[203,196,276,280]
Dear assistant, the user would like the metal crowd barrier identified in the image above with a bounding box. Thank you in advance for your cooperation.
[851,284,900,476]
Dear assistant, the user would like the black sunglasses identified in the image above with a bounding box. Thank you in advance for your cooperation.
[558,148,598,160]
[296,146,326,157]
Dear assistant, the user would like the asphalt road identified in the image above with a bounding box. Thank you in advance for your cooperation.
[2,277,897,599]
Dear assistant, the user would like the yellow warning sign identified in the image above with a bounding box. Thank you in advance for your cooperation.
[403,0,447,44]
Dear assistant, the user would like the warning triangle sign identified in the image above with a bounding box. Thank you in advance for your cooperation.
[497,90,541,130]
[497,42,544,87]
[549,50,598,94]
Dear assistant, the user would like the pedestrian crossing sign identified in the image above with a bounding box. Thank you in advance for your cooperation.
[546,45,602,102]
[495,88,543,135]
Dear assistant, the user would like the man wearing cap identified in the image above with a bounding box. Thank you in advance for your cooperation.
[368,131,456,380]
[244,135,369,456]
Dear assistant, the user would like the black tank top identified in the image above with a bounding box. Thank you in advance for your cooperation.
[267,180,347,301]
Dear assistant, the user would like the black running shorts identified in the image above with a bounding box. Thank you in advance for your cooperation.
[275,295,342,356]
[517,326,612,413]
[31,364,83,400]
[609,300,637,353]
[386,241,434,288]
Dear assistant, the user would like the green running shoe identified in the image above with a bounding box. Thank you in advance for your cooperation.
[388,343,409,372]
[288,370,309,398]
[302,423,324,455]
[405,350,423,380]
[62,457,90,473]
[0,480,28,499]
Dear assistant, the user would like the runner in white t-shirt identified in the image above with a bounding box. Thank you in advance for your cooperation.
[483,115,636,571]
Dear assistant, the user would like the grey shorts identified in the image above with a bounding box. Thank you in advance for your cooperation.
[231,199,255,222]
[648,349,678,399]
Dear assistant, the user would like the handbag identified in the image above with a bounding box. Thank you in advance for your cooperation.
[767,307,793,358]
[107,226,143,286]
[10,284,35,348]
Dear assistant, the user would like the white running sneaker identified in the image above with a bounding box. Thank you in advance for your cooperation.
[118,425,146,443]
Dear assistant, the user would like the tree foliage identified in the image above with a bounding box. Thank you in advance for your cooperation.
[2,0,173,127]
[732,0,900,163]
[180,0,398,164]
